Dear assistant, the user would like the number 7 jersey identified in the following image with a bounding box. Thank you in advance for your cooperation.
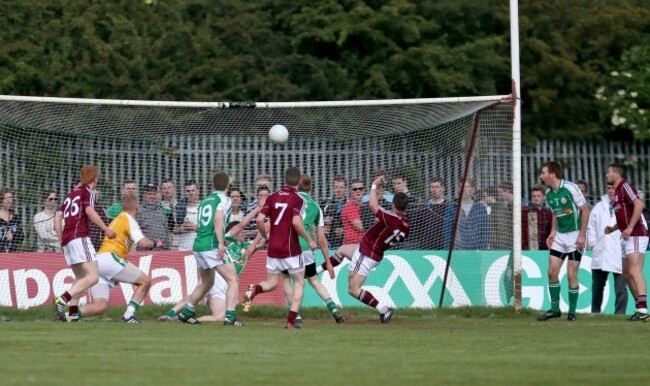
[359,207,410,262]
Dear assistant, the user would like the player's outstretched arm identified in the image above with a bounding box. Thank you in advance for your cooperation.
[85,206,116,239]
[256,212,268,240]
[369,176,383,215]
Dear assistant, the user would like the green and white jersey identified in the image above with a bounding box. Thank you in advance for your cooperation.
[224,236,251,276]
[298,192,323,250]
[192,191,231,252]
[545,180,587,234]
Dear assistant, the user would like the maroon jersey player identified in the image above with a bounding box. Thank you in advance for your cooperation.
[243,166,319,329]
[349,176,410,324]
[53,165,116,322]
[605,163,650,321]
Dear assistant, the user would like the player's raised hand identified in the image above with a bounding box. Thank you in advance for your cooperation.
[372,176,384,186]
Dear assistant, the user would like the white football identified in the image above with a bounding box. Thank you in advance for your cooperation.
[269,124,289,144]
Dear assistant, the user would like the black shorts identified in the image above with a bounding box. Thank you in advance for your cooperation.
[550,249,583,262]
[282,262,317,279]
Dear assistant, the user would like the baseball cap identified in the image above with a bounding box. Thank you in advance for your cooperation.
[143,183,159,192]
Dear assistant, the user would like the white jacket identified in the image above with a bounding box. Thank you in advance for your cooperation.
[586,194,622,273]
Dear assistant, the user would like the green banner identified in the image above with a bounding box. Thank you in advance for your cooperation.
[302,250,640,314]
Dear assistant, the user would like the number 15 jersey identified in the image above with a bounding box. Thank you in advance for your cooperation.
[359,207,410,262]
[193,191,231,252]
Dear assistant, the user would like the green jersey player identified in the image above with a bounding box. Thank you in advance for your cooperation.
[537,161,590,322]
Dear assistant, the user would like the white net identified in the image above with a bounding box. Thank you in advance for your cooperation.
[0,95,514,309]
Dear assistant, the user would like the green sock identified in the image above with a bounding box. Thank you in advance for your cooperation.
[180,304,196,318]
[165,308,176,317]
[568,286,579,314]
[325,298,338,313]
[549,281,561,312]
[225,310,236,322]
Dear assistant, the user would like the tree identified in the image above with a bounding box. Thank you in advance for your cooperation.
[596,40,650,140]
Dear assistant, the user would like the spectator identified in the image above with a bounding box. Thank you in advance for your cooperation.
[320,175,347,248]
[522,185,553,250]
[341,179,365,245]
[161,178,179,249]
[587,183,627,314]
[242,175,273,235]
[136,183,172,249]
[391,173,421,249]
[161,178,177,213]
[174,180,201,251]
[577,179,594,208]
[443,180,490,250]
[0,188,25,252]
[490,181,514,250]
[107,180,138,219]
[246,174,273,213]
[228,188,245,222]
[33,190,62,252]
[417,178,447,250]
[478,186,498,215]
[88,189,110,251]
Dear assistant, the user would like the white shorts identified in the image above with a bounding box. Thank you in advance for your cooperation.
[266,255,304,274]
[622,236,649,256]
[205,273,228,301]
[551,231,580,254]
[62,237,96,265]
[302,250,315,266]
[96,252,143,287]
[193,250,230,270]
[349,248,380,277]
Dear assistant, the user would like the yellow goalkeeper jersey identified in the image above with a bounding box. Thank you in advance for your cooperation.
[98,212,145,259]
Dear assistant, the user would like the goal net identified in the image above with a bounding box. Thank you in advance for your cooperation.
[0,95,515,310]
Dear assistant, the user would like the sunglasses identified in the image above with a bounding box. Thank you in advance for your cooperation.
[351,187,365,192]
[47,197,58,201]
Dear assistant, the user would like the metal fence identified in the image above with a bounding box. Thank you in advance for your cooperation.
[4,137,650,251]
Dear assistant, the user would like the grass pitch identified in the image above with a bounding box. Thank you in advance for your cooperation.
[0,306,647,386]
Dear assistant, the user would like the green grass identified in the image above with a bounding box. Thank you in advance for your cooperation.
[0,306,647,386]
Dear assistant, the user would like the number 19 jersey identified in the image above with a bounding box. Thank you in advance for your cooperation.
[193,191,231,252]
[359,207,410,262]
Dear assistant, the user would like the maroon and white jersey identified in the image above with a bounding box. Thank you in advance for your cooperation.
[613,180,649,237]
[359,207,410,262]
[59,185,96,246]
[260,186,306,259]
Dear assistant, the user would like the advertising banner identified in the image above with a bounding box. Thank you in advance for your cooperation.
[0,250,638,314]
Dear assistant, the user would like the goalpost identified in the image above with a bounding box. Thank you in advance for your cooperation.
[0,94,518,310]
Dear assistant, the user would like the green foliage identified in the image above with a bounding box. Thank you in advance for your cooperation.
[1,0,649,140]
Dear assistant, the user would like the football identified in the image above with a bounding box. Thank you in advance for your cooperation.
[269,124,289,144]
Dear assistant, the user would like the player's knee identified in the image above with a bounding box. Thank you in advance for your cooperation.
[348,286,360,298]
[138,274,152,289]
[95,300,109,314]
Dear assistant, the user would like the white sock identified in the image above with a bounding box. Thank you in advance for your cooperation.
[376,303,388,314]
[123,300,139,319]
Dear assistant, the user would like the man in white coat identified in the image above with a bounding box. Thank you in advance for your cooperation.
[587,184,628,314]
